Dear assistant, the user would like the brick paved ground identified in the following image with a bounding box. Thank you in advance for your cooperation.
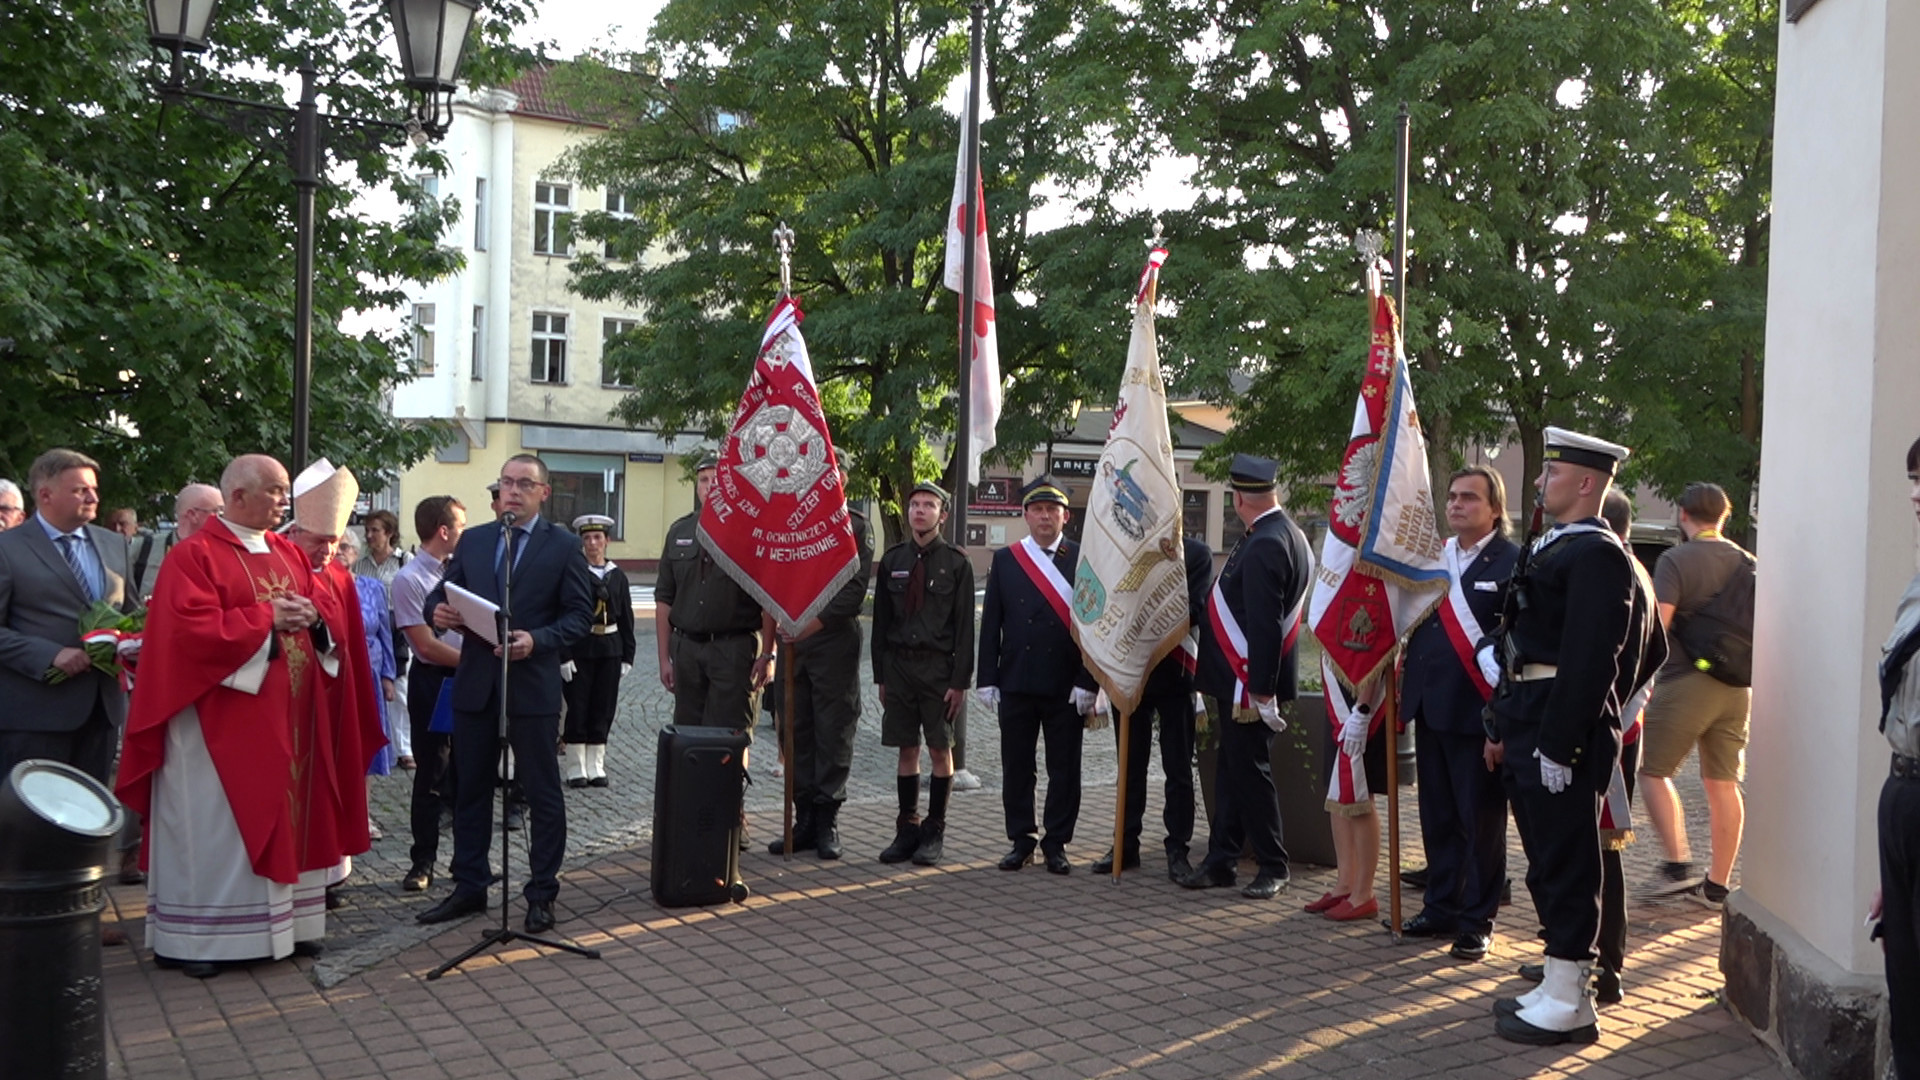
[97,613,1787,1079]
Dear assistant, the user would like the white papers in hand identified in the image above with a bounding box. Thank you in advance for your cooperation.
[445,582,501,646]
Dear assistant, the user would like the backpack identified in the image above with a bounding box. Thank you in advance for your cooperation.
[1673,549,1756,687]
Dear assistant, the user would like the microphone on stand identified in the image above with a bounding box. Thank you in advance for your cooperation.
[501,510,519,526]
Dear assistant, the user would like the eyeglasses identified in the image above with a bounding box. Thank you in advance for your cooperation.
[0,506,22,515]
[496,476,545,492]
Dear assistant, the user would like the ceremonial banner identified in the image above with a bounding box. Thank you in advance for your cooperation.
[1071,247,1188,717]
[944,96,1002,486]
[699,295,861,635]
[1306,293,1448,691]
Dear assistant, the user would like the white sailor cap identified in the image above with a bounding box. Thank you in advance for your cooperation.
[1543,426,1630,476]
[572,513,616,535]
[290,458,359,536]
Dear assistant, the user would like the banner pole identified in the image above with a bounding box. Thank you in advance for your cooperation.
[1392,103,1411,325]
[1112,709,1130,882]
[951,1,985,544]
[781,641,796,860]
[1385,674,1402,941]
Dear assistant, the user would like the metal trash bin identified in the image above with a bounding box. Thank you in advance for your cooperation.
[0,759,126,1080]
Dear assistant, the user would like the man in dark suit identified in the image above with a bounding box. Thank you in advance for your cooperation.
[978,479,1098,874]
[419,453,594,934]
[0,448,134,784]
[1181,454,1313,900]
[1093,535,1214,882]
[1396,465,1520,961]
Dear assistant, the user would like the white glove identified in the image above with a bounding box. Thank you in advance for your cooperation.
[560,661,576,682]
[1537,749,1572,794]
[1069,687,1098,714]
[1255,697,1285,733]
[975,686,1000,708]
[1341,703,1372,760]
[620,663,632,678]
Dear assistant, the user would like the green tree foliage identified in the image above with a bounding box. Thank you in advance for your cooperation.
[555,0,1181,540]
[0,0,532,515]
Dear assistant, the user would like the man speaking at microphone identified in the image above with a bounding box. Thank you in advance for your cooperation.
[419,454,594,934]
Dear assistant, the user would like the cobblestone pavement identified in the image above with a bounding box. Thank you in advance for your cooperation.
[97,612,1786,1079]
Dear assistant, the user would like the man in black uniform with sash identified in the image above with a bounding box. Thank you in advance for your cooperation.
[978,479,1099,875]
[1180,454,1312,900]
[1093,534,1214,882]
[561,514,636,789]
[1488,427,1657,1045]
[768,452,874,860]
[871,482,975,866]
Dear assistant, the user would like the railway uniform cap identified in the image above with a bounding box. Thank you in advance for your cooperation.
[1021,478,1070,507]
[1227,453,1279,492]
[1543,426,1631,476]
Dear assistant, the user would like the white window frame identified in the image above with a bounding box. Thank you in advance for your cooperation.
[470,305,486,382]
[473,178,489,251]
[601,317,638,388]
[530,311,569,384]
[604,189,636,261]
[411,303,436,375]
[533,181,572,256]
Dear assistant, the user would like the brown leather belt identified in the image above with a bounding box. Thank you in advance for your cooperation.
[1894,753,1920,780]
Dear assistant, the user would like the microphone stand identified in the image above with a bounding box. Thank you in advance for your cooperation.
[429,516,600,980]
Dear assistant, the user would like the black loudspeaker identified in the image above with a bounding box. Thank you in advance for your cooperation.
[650,726,750,907]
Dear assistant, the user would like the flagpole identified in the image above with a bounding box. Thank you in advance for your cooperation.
[1391,103,1410,327]
[1112,710,1130,882]
[1384,678,1402,941]
[774,222,799,861]
[951,0,984,547]
[1389,104,1412,939]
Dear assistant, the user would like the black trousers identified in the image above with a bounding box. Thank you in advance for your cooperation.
[1111,684,1196,859]
[780,621,861,808]
[998,690,1083,850]
[1598,737,1641,974]
[450,704,566,902]
[1501,721,1605,961]
[1879,769,1920,1080]
[562,655,622,744]
[0,702,117,785]
[1197,705,1290,878]
[405,663,455,871]
[1415,720,1509,935]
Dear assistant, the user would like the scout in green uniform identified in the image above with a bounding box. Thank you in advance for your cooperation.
[768,452,875,860]
[870,482,975,866]
[655,457,776,730]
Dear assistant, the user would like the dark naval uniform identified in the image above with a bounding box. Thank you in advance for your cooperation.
[773,507,874,856]
[657,510,765,731]
[979,534,1097,865]
[561,560,636,756]
[1100,535,1214,879]
[1188,499,1313,886]
[1401,532,1520,941]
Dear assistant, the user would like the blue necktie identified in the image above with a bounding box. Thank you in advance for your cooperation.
[56,534,97,603]
[495,526,528,575]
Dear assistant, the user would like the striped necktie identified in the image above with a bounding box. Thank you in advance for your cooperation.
[56,534,97,603]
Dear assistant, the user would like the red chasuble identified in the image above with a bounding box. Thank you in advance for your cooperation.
[302,560,385,869]
[118,522,339,885]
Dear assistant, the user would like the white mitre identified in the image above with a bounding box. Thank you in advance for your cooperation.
[291,458,359,536]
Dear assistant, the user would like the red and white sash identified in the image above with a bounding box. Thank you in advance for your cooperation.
[1322,659,1387,806]
[1438,537,1503,701]
[1009,536,1073,629]
[1206,577,1303,709]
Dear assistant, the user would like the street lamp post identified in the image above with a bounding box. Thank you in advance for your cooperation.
[143,0,478,472]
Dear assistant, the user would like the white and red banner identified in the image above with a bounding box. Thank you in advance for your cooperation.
[1306,293,1448,691]
[698,295,861,635]
[1069,248,1189,717]
[944,96,1002,487]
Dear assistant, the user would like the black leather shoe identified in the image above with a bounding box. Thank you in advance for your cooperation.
[1167,853,1193,883]
[567,778,589,790]
[291,940,324,959]
[1042,847,1071,875]
[416,891,488,925]
[1594,967,1622,1005]
[1401,865,1430,889]
[504,804,526,832]
[816,823,843,861]
[402,864,433,892]
[1090,849,1142,875]
[180,961,221,979]
[1518,962,1545,983]
[1450,932,1490,961]
[523,899,555,934]
[1241,871,1287,899]
[1178,865,1236,890]
[911,820,945,866]
[767,827,816,855]
[998,843,1036,871]
[1390,909,1451,938]
[588,777,610,788]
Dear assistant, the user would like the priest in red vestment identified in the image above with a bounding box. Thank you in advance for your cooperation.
[284,460,386,892]
[116,454,351,978]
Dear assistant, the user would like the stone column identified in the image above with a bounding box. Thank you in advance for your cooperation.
[1726,2,1920,1076]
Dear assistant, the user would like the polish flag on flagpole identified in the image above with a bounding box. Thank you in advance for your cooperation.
[944,97,1001,487]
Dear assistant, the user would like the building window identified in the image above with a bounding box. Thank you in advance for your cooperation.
[540,452,626,540]
[411,303,436,374]
[533,182,571,256]
[1221,492,1246,552]
[604,188,637,261]
[470,305,485,381]
[602,317,637,387]
[531,312,568,384]
[1183,489,1209,546]
[433,428,470,464]
[473,178,489,251]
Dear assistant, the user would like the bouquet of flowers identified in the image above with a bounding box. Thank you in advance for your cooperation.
[46,601,146,686]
